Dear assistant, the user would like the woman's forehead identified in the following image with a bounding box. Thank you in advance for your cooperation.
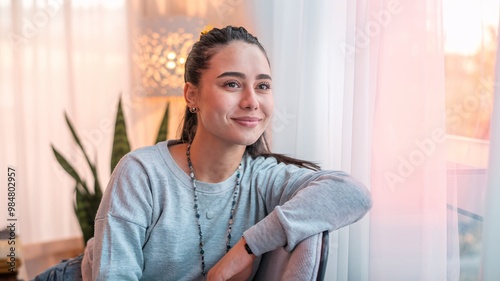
[204,42,271,77]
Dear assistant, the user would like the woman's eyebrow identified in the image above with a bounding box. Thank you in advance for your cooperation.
[216,72,272,81]
[217,71,245,79]
[256,74,272,80]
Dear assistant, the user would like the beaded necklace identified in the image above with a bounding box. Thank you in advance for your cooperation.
[186,144,241,276]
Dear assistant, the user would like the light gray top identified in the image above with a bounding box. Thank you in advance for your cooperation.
[91,140,372,280]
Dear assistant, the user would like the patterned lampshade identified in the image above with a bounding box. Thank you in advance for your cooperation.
[132,17,206,96]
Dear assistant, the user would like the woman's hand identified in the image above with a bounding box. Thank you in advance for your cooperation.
[207,237,256,281]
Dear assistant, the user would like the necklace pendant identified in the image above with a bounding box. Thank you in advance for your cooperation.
[206,211,214,219]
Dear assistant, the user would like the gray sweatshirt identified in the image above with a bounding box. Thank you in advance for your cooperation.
[91,140,372,280]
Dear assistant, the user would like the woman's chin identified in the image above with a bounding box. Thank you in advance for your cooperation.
[238,135,264,147]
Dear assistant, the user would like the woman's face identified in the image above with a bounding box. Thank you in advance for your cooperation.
[186,41,274,147]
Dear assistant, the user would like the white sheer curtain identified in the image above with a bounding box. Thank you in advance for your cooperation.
[249,0,456,280]
[368,0,450,279]
[248,0,373,280]
[482,12,500,280]
[0,0,129,244]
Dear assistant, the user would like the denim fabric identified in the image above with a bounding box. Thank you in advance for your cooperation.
[31,254,83,281]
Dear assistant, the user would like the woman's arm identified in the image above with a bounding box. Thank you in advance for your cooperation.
[92,154,152,280]
[207,237,255,281]
[245,168,372,256]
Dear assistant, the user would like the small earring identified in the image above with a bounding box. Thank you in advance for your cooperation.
[189,107,197,113]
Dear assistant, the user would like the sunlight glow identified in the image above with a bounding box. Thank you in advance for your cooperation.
[443,0,499,55]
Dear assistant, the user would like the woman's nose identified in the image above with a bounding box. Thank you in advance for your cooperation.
[240,87,258,110]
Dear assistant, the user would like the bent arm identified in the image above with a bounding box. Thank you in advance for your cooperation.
[244,167,372,256]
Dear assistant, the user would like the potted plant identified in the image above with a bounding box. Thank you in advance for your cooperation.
[51,97,170,244]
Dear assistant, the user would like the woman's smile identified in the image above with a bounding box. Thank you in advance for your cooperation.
[231,116,262,128]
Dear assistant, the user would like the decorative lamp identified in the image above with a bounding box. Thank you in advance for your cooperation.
[132,17,206,96]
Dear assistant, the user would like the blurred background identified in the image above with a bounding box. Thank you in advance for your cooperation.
[0,0,499,280]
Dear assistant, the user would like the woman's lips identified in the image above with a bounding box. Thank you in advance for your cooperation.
[232,117,261,128]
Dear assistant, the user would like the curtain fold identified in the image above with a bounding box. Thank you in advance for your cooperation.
[481,11,500,280]
[0,0,130,244]
[368,0,449,279]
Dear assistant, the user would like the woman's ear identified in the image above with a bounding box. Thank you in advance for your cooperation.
[184,82,198,108]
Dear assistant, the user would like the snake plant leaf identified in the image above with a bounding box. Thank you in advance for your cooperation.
[111,96,131,173]
[74,183,95,245]
[51,145,90,195]
[63,113,101,197]
[93,178,102,198]
[155,102,170,144]
[64,112,97,173]
[93,153,102,198]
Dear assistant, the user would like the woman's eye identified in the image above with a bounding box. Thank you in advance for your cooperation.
[257,82,271,90]
[224,81,240,88]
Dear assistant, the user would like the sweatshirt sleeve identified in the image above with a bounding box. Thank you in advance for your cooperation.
[243,160,372,256]
[92,154,153,281]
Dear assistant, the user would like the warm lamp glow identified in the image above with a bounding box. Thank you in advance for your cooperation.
[167,52,176,60]
[132,17,205,96]
[166,61,176,69]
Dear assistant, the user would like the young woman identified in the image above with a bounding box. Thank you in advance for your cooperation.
[35,26,372,281]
